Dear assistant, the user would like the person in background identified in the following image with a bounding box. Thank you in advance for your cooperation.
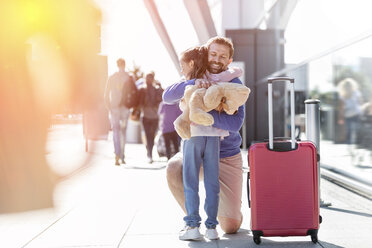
[158,101,182,160]
[104,58,131,165]
[337,78,363,145]
[362,98,372,117]
[138,72,164,163]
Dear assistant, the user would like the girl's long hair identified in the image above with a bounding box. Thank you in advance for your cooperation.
[180,46,208,79]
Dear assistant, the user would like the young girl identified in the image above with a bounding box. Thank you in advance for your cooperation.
[177,46,242,241]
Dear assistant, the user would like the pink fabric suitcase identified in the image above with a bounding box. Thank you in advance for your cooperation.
[248,77,320,244]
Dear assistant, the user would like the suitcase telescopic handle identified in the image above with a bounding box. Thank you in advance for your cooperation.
[268,77,295,84]
[267,77,296,150]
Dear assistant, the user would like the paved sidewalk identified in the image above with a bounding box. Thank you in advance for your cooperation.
[0,124,372,248]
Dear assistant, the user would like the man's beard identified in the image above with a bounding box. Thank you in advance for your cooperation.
[207,61,225,74]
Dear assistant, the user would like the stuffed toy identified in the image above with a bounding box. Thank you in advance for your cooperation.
[174,82,251,139]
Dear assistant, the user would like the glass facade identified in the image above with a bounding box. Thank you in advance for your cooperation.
[285,35,372,169]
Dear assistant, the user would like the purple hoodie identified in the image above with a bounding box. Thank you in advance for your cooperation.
[158,102,182,134]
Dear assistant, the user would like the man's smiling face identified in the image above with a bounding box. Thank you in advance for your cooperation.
[207,43,232,74]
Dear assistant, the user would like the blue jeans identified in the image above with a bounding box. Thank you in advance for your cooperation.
[141,117,159,158]
[345,115,360,145]
[163,131,180,160]
[183,136,220,229]
[110,106,130,159]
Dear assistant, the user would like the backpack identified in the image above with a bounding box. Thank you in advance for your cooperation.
[120,76,139,108]
[141,86,163,107]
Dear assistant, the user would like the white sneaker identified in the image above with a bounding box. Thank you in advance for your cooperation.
[205,228,219,240]
[147,156,153,164]
[179,226,202,241]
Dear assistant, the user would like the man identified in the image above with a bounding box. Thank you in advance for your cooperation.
[138,72,163,163]
[104,58,131,165]
[162,36,245,234]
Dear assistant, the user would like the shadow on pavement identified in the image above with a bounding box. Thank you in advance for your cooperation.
[248,238,340,248]
[184,231,340,248]
[186,229,344,248]
[186,229,251,248]
[318,241,345,248]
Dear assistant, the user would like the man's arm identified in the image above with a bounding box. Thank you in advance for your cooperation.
[210,105,245,132]
[210,77,245,132]
[162,79,195,104]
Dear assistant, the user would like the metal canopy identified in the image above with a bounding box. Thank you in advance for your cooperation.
[264,0,298,29]
[143,0,298,74]
[143,0,181,74]
[183,0,217,44]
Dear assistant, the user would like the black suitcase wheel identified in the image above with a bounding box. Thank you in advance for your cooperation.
[307,229,318,243]
[319,215,323,224]
[311,234,318,243]
[253,235,261,245]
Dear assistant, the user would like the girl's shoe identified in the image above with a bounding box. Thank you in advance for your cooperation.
[179,226,202,241]
[205,228,219,240]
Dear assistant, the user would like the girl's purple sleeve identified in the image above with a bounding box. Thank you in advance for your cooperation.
[162,79,195,104]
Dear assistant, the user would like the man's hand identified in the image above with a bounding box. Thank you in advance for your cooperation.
[195,79,216,89]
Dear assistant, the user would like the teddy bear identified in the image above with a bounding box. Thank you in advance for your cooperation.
[174,82,251,139]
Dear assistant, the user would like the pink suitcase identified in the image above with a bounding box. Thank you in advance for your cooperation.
[248,77,320,244]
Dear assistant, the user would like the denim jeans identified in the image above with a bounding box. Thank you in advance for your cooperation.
[110,106,130,159]
[141,117,159,158]
[183,136,220,229]
[345,115,360,145]
[163,131,180,160]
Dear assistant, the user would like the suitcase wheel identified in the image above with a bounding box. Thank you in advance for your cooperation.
[252,231,263,244]
[319,215,323,224]
[253,235,261,245]
[311,234,318,243]
[307,229,319,243]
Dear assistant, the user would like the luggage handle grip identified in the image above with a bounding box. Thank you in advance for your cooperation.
[268,77,294,84]
[268,77,296,150]
[263,137,301,142]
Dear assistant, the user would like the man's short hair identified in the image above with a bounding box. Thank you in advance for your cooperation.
[146,72,154,79]
[117,58,125,68]
[206,36,234,58]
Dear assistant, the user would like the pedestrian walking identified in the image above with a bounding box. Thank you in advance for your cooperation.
[138,72,163,163]
[104,58,132,165]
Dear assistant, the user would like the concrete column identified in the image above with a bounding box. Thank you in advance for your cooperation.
[221,0,264,31]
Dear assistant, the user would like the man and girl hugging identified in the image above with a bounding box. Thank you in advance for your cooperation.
[163,36,247,241]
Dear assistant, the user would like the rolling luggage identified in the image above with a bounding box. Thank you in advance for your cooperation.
[247,77,320,244]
